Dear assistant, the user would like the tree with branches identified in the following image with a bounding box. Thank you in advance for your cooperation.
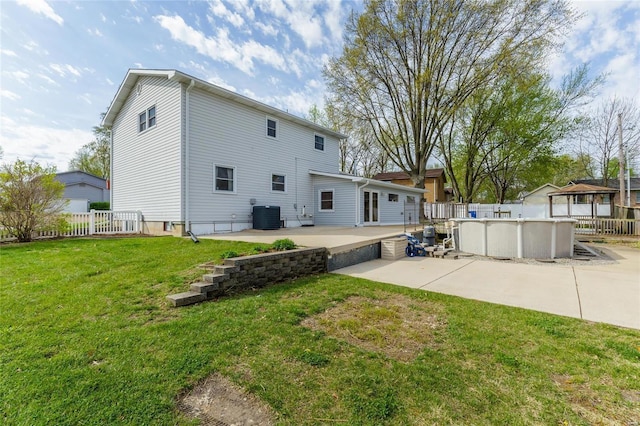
[575,97,640,184]
[68,113,110,179]
[0,159,67,242]
[325,0,577,190]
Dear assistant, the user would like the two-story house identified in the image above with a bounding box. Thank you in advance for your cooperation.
[102,69,424,235]
[373,168,448,203]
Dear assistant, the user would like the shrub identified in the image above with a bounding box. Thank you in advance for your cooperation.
[272,238,296,251]
[219,250,239,259]
[90,201,110,210]
[0,159,67,242]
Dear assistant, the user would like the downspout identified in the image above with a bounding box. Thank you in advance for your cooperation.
[185,79,195,234]
[355,178,369,227]
[109,129,113,208]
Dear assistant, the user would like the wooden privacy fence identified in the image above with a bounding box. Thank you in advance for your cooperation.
[0,210,142,241]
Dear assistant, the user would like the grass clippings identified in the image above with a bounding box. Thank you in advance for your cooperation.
[301,293,445,362]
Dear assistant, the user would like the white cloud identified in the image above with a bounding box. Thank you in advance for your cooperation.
[1,90,21,101]
[78,93,92,105]
[255,22,278,37]
[257,0,325,49]
[209,0,245,28]
[229,0,255,21]
[181,60,237,92]
[155,14,288,75]
[6,71,30,84]
[49,64,82,78]
[87,28,104,37]
[16,0,63,26]
[1,49,18,57]
[37,73,59,86]
[0,116,92,172]
[106,78,114,85]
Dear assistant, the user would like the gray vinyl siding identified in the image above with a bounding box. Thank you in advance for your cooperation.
[111,76,183,220]
[376,188,411,225]
[186,87,340,226]
[312,177,356,226]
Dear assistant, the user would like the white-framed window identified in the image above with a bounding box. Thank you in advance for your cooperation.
[271,173,286,192]
[266,117,277,138]
[138,105,156,133]
[314,134,325,151]
[388,193,398,202]
[635,191,640,203]
[214,165,236,193]
[406,195,415,203]
[319,189,334,212]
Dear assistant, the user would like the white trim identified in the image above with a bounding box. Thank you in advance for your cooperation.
[266,116,278,139]
[363,189,380,225]
[314,133,325,151]
[137,105,157,134]
[309,170,426,194]
[318,189,335,212]
[214,164,237,194]
[271,173,287,193]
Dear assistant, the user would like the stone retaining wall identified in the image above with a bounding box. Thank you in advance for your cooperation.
[168,247,328,306]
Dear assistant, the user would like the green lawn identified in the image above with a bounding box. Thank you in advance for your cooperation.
[1,237,638,425]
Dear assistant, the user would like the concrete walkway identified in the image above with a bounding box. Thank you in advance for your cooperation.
[335,244,640,330]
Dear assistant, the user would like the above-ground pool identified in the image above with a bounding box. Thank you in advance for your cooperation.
[451,218,576,259]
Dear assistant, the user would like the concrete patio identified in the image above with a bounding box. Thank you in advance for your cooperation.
[199,226,640,330]
[199,225,420,253]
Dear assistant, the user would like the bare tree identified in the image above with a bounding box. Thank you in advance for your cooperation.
[325,0,576,189]
[576,97,640,184]
[0,159,67,242]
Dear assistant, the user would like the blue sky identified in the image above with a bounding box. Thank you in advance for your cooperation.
[1,0,638,172]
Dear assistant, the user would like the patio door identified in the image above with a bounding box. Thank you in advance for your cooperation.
[363,190,379,225]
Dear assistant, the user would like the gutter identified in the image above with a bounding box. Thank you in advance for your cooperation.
[185,79,195,233]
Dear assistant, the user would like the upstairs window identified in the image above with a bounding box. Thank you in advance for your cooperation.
[271,174,286,192]
[315,135,325,151]
[215,165,235,192]
[267,118,277,138]
[138,105,156,133]
[388,193,398,202]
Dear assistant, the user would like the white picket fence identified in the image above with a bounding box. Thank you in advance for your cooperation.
[0,210,142,241]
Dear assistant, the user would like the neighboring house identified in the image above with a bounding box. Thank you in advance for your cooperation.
[55,171,109,212]
[373,168,447,203]
[521,183,562,205]
[102,69,424,235]
[570,178,640,207]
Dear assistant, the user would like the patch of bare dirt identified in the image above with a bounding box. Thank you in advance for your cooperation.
[178,373,276,426]
[552,374,640,425]
[301,292,446,362]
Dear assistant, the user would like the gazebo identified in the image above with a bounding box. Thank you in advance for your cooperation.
[548,183,617,218]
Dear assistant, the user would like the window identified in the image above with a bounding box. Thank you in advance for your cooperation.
[319,190,334,211]
[271,174,286,192]
[406,195,415,203]
[215,165,235,192]
[636,191,640,203]
[138,106,156,133]
[315,135,325,151]
[139,112,146,132]
[147,106,156,127]
[388,193,398,202]
[267,118,277,138]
